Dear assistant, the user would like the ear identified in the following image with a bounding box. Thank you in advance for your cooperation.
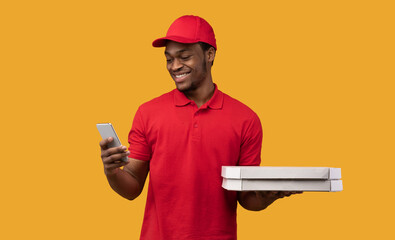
[207,47,216,64]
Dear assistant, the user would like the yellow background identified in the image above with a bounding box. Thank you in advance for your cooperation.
[1,0,394,239]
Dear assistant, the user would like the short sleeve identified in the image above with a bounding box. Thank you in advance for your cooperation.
[128,107,152,161]
[238,113,263,166]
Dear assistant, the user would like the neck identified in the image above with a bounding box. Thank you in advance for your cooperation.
[184,78,215,108]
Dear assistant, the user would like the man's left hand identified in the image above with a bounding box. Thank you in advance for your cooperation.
[238,191,303,211]
[256,191,303,201]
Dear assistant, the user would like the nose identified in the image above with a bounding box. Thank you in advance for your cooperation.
[170,58,183,72]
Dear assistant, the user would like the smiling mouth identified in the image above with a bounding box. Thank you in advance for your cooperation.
[174,72,191,78]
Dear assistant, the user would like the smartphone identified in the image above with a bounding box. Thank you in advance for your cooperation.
[96,123,128,162]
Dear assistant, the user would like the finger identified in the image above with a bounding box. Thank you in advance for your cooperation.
[105,159,130,171]
[288,191,303,195]
[283,191,293,197]
[276,192,286,198]
[103,151,130,164]
[103,154,129,168]
[101,145,128,158]
[99,137,114,150]
[257,191,278,198]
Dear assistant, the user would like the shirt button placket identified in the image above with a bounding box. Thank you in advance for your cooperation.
[192,110,200,140]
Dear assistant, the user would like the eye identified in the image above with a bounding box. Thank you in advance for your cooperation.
[166,59,173,63]
[181,55,191,60]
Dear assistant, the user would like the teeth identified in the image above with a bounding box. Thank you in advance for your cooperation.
[175,73,189,78]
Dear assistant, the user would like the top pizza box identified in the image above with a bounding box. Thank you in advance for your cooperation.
[221,166,342,180]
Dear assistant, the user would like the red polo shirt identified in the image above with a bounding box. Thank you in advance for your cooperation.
[128,84,262,240]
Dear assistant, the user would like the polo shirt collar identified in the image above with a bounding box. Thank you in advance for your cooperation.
[173,83,224,110]
[205,84,223,109]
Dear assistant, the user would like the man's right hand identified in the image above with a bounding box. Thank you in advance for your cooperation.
[99,137,130,175]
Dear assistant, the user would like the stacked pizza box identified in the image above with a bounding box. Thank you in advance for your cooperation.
[221,166,343,192]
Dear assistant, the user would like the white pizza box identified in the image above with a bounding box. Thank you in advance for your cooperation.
[222,166,341,180]
[222,179,343,192]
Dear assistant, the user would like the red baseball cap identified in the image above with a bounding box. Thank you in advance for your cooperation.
[152,15,217,50]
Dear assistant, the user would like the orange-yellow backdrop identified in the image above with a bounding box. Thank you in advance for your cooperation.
[1,0,394,239]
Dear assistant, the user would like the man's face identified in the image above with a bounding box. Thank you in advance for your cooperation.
[165,41,208,92]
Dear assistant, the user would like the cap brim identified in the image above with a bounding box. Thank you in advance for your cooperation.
[152,36,199,48]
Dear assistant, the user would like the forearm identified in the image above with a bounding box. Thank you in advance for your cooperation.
[238,191,277,211]
[105,169,143,200]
